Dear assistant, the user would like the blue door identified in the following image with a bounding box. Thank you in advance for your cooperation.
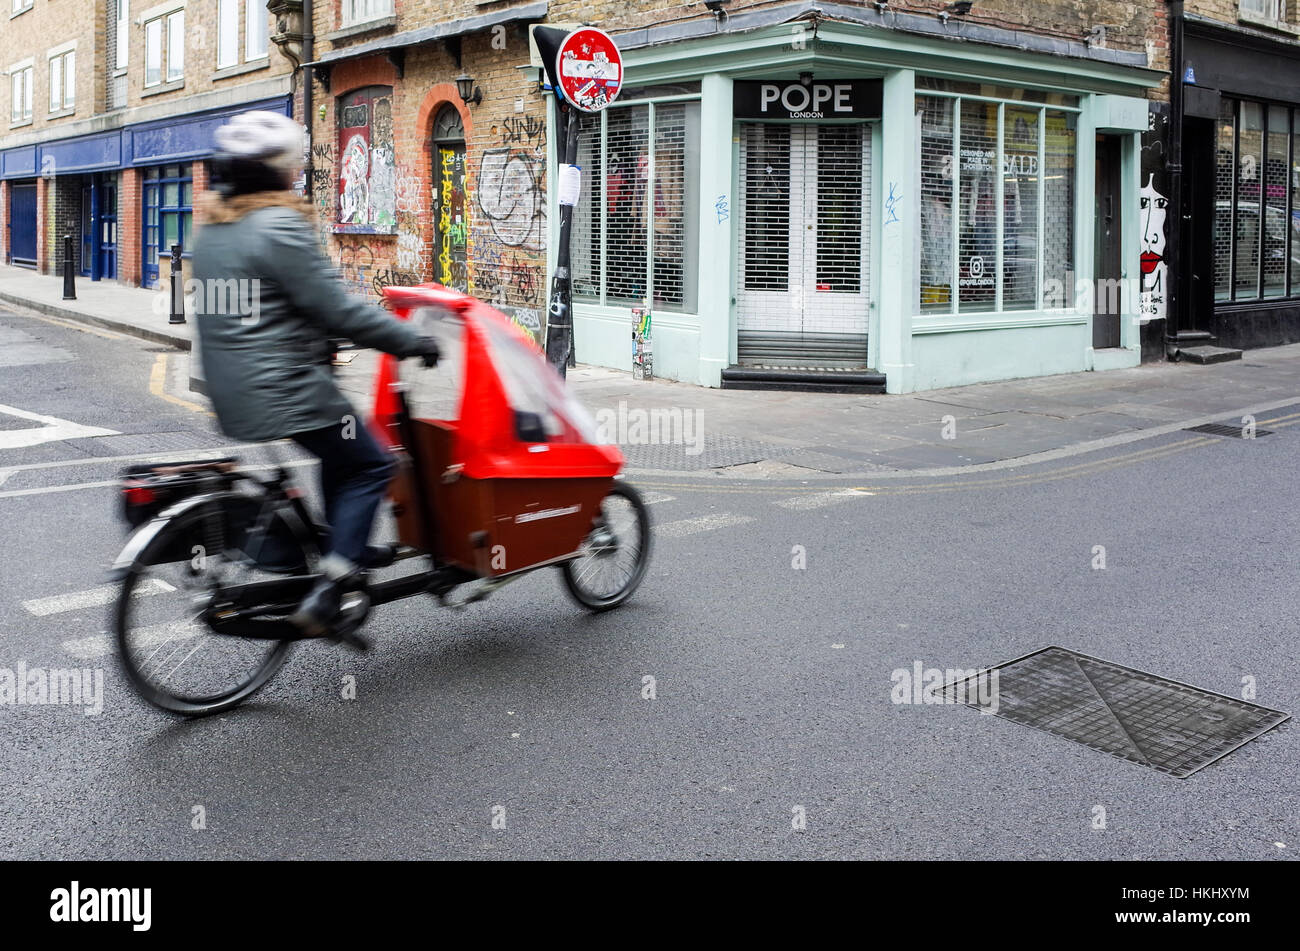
[98,178,118,280]
[9,183,38,268]
[141,163,192,287]
[81,185,94,277]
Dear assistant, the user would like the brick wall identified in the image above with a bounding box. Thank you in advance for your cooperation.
[50,177,82,275]
[119,167,141,286]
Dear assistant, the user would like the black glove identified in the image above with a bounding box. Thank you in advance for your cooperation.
[416,336,440,368]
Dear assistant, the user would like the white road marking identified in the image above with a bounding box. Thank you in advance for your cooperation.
[0,403,118,450]
[23,578,174,617]
[0,470,10,487]
[656,513,755,538]
[774,489,873,511]
[639,491,675,505]
[62,619,200,661]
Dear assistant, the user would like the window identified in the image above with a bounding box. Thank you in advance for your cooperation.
[573,100,702,312]
[145,10,184,87]
[116,1,129,68]
[219,0,268,69]
[49,50,75,112]
[245,0,268,60]
[9,64,32,123]
[343,0,393,26]
[1215,98,1297,302]
[218,0,239,69]
[336,86,396,232]
[917,85,1077,315]
[142,164,193,286]
[11,0,33,13]
[1240,0,1284,21]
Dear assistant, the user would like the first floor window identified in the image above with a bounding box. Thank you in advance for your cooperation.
[218,0,240,69]
[12,0,32,13]
[10,65,33,123]
[1240,0,1283,20]
[573,100,701,312]
[145,10,184,86]
[343,0,393,26]
[49,50,75,112]
[246,0,269,60]
[1215,97,1297,302]
[917,85,1076,315]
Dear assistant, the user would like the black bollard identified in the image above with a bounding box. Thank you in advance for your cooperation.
[62,234,76,300]
[168,243,185,324]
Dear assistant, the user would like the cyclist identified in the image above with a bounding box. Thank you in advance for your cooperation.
[192,110,440,637]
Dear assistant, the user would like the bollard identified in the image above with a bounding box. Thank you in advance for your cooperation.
[62,235,76,300]
[168,243,186,324]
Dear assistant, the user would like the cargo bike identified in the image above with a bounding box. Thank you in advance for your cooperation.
[111,285,652,716]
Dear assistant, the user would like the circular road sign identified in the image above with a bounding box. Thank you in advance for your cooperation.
[556,28,623,113]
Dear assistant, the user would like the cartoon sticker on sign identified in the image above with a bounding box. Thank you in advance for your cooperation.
[557,29,623,113]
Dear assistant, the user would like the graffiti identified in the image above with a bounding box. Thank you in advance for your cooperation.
[341,103,368,128]
[505,306,541,343]
[372,268,420,297]
[395,174,423,214]
[337,242,376,300]
[368,145,396,230]
[476,148,546,251]
[372,97,393,148]
[395,231,422,273]
[500,115,546,149]
[1140,173,1168,321]
[339,134,370,225]
[885,182,901,226]
[715,194,729,224]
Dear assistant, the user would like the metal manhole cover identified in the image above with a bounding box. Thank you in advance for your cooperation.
[943,647,1289,777]
[1184,422,1273,438]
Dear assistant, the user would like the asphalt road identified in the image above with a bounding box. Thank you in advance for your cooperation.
[0,308,1296,860]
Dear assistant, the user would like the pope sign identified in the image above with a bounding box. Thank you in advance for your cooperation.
[555,28,622,112]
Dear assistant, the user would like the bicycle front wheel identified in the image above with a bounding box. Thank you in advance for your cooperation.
[115,492,316,717]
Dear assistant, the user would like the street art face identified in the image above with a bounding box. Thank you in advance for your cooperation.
[339,134,370,225]
[1139,173,1169,321]
[1140,173,1167,280]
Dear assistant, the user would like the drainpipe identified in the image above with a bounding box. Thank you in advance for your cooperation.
[303,0,314,201]
[1165,0,1186,354]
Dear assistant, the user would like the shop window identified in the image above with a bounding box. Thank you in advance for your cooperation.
[573,100,701,313]
[1216,99,1296,303]
[343,0,393,26]
[917,90,1076,315]
[49,49,75,113]
[145,9,184,87]
[9,63,33,123]
[336,85,396,232]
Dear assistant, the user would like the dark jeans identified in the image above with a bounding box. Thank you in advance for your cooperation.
[290,419,395,566]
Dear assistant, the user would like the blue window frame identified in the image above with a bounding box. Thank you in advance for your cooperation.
[141,162,192,287]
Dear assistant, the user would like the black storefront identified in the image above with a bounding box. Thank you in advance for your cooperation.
[1157,12,1300,356]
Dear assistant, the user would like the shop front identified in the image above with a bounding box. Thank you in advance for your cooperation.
[1165,16,1300,353]
[562,7,1159,393]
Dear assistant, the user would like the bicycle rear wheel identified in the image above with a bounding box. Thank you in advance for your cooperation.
[561,480,651,611]
[115,492,317,716]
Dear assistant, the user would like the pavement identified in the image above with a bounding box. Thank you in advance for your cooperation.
[5,262,1300,479]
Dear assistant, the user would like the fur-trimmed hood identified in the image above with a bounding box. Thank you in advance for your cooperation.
[196,190,315,225]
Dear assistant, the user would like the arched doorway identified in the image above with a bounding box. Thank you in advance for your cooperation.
[431,104,468,291]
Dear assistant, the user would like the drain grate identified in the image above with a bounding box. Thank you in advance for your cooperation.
[1184,422,1273,438]
[943,647,1289,777]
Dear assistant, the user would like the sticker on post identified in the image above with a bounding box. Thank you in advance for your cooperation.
[558,164,582,207]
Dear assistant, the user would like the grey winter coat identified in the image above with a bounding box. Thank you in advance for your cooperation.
[191,190,424,441]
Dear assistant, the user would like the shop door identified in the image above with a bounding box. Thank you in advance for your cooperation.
[98,178,118,280]
[81,184,94,277]
[737,123,871,368]
[9,183,38,268]
[431,104,469,291]
[1093,135,1122,349]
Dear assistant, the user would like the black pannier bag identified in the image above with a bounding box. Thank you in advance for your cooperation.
[119,458,309,572]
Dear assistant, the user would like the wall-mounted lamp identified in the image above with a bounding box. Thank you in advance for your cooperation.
[799,71,814,86]
[456,74,483,106]
[945,1,973,14]
[873,1,889,12]
[704,0,730,12]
